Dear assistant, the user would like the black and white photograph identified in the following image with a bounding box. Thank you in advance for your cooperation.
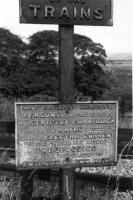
[0,0,132,199]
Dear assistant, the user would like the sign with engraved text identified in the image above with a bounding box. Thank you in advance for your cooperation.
[20,0,113,26]
[15,102,118,169]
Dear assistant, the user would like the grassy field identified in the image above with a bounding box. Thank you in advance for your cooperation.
[102,59,132,127]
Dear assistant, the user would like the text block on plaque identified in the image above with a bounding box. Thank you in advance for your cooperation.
[15,102,118,169]
[20,0,113,26]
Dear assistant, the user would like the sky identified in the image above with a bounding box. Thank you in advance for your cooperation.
[0,0,133,56]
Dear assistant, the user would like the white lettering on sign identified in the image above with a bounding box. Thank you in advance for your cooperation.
[29,5,103,20]
[44,6,55,18]
[59,6,70,18]
[80,7,90,19]
[93,8,104,20]
[29,4,41,17]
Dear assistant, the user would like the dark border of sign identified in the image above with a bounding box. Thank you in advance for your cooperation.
[15,101,118,170]
[19,0,113,26]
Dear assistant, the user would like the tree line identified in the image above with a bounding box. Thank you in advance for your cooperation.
[0,28,110,100]
[0,28,132,118]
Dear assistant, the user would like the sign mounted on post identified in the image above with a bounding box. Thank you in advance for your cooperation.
[15,102,118,169]
[19,0,113,26]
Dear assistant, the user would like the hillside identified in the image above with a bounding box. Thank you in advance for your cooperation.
[107,52,132,61]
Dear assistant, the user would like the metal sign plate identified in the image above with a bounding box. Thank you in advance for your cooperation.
[15,102,118,169]
[19,0,113,26]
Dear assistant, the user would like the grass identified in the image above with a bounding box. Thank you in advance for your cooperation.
[0,137,132,200]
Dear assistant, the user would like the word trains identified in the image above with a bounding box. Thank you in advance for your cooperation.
[20,0,112,25]
[29,4,104,20]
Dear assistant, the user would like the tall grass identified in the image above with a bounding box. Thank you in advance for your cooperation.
[0,142,132,200]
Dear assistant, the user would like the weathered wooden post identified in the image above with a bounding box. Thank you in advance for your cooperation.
[59,25,74,103]
[59,24,75,200]
[17,1,114,200]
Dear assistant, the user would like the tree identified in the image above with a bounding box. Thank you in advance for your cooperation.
[0,28,26,76]
[27,31,106,65]
[74,57,110,100]
[26,30,109,100]
[27,30,59,64]
[0,28,27,98]
[0,29,110,100]
[74,34,106,65]
[27,31,109,99]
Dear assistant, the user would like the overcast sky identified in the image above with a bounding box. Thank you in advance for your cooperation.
[0,0,133,55]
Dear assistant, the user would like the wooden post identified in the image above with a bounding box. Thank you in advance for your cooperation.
[59,25,74,103]
[59,24,75,200]
[59,168,75,200]
[20,170,33,200]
